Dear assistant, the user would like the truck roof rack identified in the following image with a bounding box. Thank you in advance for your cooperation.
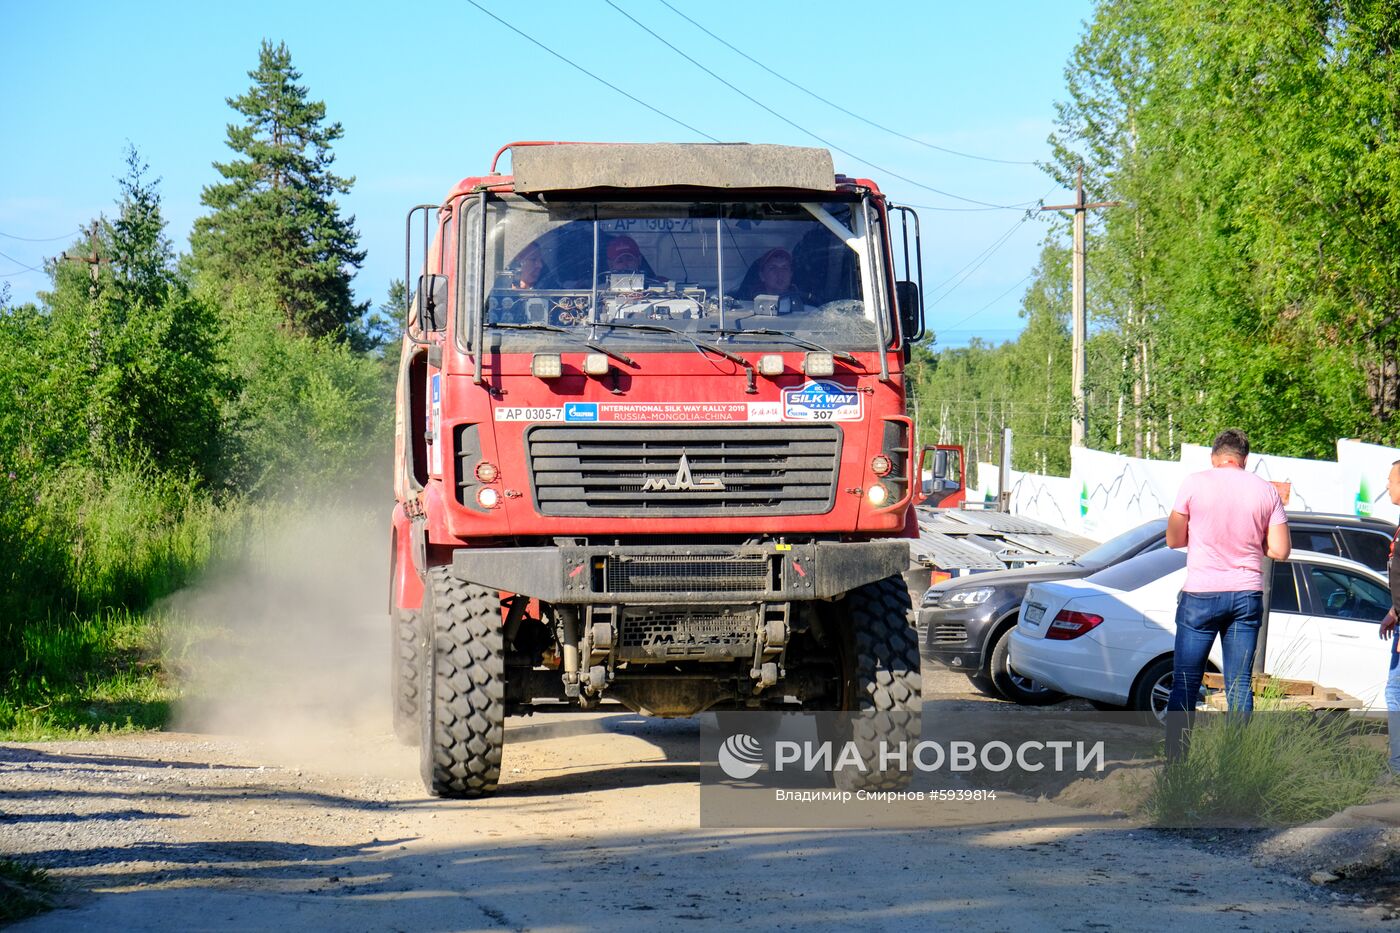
[509,142,836,194]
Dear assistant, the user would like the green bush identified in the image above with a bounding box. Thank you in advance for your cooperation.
[0,859,57,923]
[216,290,391,498]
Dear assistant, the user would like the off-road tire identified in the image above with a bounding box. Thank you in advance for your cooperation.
[987,624,1064,706]
[391,606,421,745]
[419,567,505,798]
[829,574,923,792]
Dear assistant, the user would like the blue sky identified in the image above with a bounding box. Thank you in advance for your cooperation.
[0,0,1092,347]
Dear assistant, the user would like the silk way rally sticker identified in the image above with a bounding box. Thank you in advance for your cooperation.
[781,380,862,421]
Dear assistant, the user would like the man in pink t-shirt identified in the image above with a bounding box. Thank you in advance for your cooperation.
[1163,430,1289,754]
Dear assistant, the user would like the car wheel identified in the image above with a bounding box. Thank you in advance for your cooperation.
[988,624,1064,706]
[967,672,998,697]
[1129,656,1176,723]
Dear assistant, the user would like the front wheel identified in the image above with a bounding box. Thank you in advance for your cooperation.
[827,575,922,792]
[987,624,1064,706]
[419,567,505,798]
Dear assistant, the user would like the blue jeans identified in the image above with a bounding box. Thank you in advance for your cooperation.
[1387,635,1400,774]
[1165,590,1262,761]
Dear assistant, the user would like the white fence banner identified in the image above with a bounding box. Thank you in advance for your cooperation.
[1180,442,1360,515]
[972,439,1400,543]
[1337,439,1400,524]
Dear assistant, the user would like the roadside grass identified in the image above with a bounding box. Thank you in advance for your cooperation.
[1147,706,1387,826]
[0,495,368,741]
[0,607,178,741]
[0,859,57,924]
[0,465,272,741]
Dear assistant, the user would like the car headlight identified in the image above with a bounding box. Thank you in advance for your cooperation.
[945,586,995,608]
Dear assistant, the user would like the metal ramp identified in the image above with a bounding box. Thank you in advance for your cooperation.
[912,506,1097,573]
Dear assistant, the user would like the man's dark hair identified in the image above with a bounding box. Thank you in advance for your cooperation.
[1211,429,1250,461]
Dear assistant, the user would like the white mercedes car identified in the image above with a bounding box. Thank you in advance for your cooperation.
[1008,548,1392,718]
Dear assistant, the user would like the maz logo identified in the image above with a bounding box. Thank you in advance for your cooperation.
[641,453,725,492]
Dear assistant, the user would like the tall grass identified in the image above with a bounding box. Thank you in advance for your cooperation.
[1147,708,1386,826]
[0,462,223,738]
[0,281,392,740]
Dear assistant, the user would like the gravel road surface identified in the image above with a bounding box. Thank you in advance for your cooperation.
[2,668,1392,932]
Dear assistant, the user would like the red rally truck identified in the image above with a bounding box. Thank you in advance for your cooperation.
[390,142,927,797]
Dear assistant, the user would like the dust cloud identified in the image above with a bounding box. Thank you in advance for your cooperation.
[163,499,413,778]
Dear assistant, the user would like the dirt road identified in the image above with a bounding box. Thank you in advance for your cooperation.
[2,518,1392,931]
[2,668,1392,932]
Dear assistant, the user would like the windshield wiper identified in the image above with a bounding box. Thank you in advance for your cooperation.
[715,328,860,366]
[487,321,635,367]
[596,321,757,394]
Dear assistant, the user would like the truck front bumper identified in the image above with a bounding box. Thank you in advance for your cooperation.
[451,540,909,604]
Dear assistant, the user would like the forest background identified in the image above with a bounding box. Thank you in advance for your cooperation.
[4,0,1400,737]
[918,0,1400,475]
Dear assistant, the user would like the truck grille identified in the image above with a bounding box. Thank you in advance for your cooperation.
[601,554,774,594]
[526,425,841,517]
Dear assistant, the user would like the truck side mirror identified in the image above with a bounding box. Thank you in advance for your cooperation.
[415,274,450,332]
[895,280,921,342]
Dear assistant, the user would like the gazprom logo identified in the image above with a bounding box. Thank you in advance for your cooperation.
[564,403,598,422]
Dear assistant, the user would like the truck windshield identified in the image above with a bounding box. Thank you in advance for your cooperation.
[461,194,888,353]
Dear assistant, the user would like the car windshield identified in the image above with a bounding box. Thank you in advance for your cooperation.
[461,194,885,352]
[1084,546,1186,591]
[1074,519,1168,569]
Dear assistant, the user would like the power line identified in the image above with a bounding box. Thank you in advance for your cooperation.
[604,1,1032,211]
[656,0,1037,167]
[0,249,46,274]
[927,219,1034,307]
[896,200,1041,214]
[926,216,1029,301]
[463,0,719,143]
[938,270,1037,335]
[0,228,82,243]
[923,184,1062,306]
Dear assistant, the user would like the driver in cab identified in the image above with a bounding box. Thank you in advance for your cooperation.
[737,247,804,315]
[599,235,663,289]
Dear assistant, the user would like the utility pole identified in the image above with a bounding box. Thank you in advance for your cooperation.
[59,222,108,298]
[1040,166,1119,449]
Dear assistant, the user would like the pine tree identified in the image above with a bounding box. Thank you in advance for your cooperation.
[43,147,227,480]
[192,40,366,339]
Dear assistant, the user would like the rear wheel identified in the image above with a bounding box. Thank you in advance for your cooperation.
[827,575,922,792]
[391,606,421,745]
[1129,656,1175,723]
[419,567,505,798]
[987,624,1064,706]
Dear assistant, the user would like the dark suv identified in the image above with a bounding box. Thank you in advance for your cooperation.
[920,513,1395,705]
